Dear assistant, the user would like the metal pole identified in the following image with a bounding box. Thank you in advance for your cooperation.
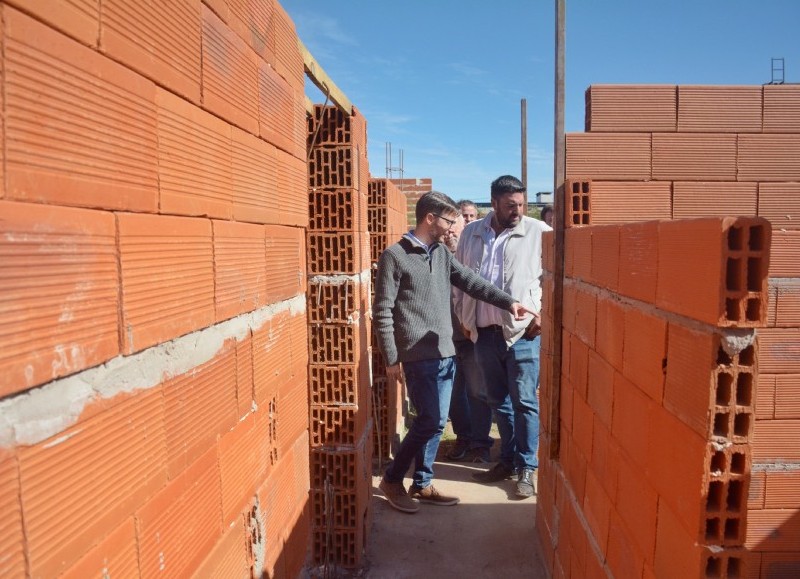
[549,0,566,460]
[521,98,528,212]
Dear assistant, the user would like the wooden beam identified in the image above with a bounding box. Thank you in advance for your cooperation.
[304,94,314,116]
[298,38,353,115]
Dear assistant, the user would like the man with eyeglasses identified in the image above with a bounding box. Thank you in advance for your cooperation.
[374,190,533,514]
[454,175,551,499]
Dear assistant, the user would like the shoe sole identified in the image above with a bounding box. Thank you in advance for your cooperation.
[379,482,420,513]
[414,497,460,506]
[515,488,535,498]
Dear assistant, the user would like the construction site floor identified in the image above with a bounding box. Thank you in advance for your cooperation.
[363,430,549,578]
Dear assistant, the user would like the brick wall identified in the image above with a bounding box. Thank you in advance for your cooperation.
[389,177,433,225]
[0,1,312,577]
[537,84,800,578]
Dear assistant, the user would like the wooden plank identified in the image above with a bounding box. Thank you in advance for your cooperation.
[298,38,352,115]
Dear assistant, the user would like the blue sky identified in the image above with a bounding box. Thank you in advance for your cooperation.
[282,0,800,202]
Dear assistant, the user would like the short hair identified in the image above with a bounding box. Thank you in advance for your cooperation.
[458,200,477,210]
[415,190,459,223]
[540,205,554,220]
[490,175,526,200]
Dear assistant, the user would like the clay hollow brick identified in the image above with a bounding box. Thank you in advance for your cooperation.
[306,231,368,275]
[310,435,370,491]
[311,525,366,569]
[308,323,361,364]
[308,105,367,150]
[310,404,369,448]
[308,188,367,232]
[309,364,369,406]
[311,487,369,530]
[307,278,364,324]
[703,550,746,579]
[566,179,591,226]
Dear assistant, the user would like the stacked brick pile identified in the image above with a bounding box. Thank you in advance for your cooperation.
[389,177,433,225]
[538,84,800,577]
[306,104,373,570]
[0,1,312,577]
[367,178,410,459]
[538,216,772,577]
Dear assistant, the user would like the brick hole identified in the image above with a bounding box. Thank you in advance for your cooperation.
[706,517,722,541]
[724,518,740,541]
[705,556,722,578]
[717,347,733,366]
[710,451,726,473]
[714,412,730,438]
[747,257,764,291]
[748,225,765,251]
[738,346,755,366]
[725,298,741,322]
[571,181,580,194]
[728,226,744,251]
[727,480,744,512]
[736,373,753,406]
[581,181,590,193]
[716,373,733,405]
[572,196,581,211]
[731,452,746,474]
[707,480,724,511]
[727,557,742,577]
[745,298,761,322]
[733,413,750,437]
[581,214,590,225]
[726,258,743,291]
[581,196,590,211]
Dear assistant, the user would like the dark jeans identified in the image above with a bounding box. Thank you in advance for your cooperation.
[449,340,494,449]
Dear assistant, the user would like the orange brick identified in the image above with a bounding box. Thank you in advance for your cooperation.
[101,0,201,102]
[276,148,309,225]
[562,283,578,334]
[253,310,299,405]
[157,88,233,218]
[589,419,619,500]
[663,323,717,437]
[590,225,620,291]
[587,351,614,429]
[749,470,766,508]
[19,389,167,578]
[164,346,238,478]
[622,307,667,403]
[677,85,762,132]
[759,328,800,374]
[595,297,625,372]
[278,375,310,456]
[759,182,800,231]
[775,374,800,419]
[758,553,800,577]
[618,220,659,303]
[194,516,250,578]
[569,332,590,400]
[654,501,704,579]
[0,201,119,395]
[672,181,757,219]
[231,127,277,225]
[8,0,99,47]
[616,456,658,563]
[60,519,139,579]
[756,374,776,419]
[611,371,657,469]
[763,84,800,133]
[587,181,672,224]
[226,0,276,64]
[606,512,646,579]
[214,220,267,321]
[565,133,652,180]
[137,448,223,578]
[236,334,255,417]
[764,470,800,509]
[752,419,800,462]
[0,452,25,578]
[265,225,306,302]
[653,133,737,180]
[271,2,304,92]
[259,59,305,159]
[745,509,800,551]
[738,134,800,181]
[118,213,214,354]
[585,84,676,132]
[582,470,611,560]
[574,289,597,349]
[201,4,259,134]
[5,7,158,212]
[770,230,800,278]
[566,226,592,282]
[572,390,594,460]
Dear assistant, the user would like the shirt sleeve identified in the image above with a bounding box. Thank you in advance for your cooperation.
[373,250,400,366]
[449,252,515,311]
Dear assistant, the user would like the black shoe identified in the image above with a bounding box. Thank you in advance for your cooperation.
[445,439,470,461]
[471,462,515,483]
[516,468,536,498]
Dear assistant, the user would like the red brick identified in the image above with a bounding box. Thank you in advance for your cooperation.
[253,310,302,405]
[232,128,277,224]
[118,213,214,353]
[606,512,646,579]
[265,225,307,302]
[562,284,578,334]
[259,59,305,158]
[587,351,614,429]
[764,470,800,509]
[574,289,597,349]
[225,0,276,64]
[672,181,757,219]
[272,2,304,92]
[569,332,590,400]
[590,225,620,291]
[745,509,800,551]
[763,84,800,133]
[157,88,233,218]
[653,501,704,579]
[566,226,592,282]
[214,220,267,321]
[611,371,657,469]
[585,84,677,132]
[582,469,612,560]
[587,181,672,224]
[236,334,254,417]
[775,374,800,419]
[749,470,766,509]
[164,346,238,478]
[565,133,652,180]
[565,179,592,226]
[752,419,800,462]
[653,133,737,180]
[307,231,370,275]
[759,553,800,577]
[101,0,200,102]
[0,452,25,578]
[201,5,259,134]
[572,390,594,460]
[8,0,99,47]
[770,230,800,278]
[677,85,762,132]
[60,519,139,579]
[618,220,659,303]
[137,448,223,578]
[738,134,800,181]
[759,328,800,374]
[276,148,309,224]
[622,307,667,403]
[193,517,250,578]
[278,375,310,456]
[595,297,625,372]
[759,182,800,231]
[616,456,658,564]
[19,389,167,578]
[5,7,158,212]
[0,201,119,395]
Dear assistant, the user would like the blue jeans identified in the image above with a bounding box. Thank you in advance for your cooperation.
[449,340,494,449]
[474,328,540,471]
[384,357,455,489]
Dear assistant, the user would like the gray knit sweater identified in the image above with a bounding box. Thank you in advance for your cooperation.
[373,234,516,366]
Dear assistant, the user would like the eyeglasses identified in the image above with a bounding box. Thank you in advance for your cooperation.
[433,213,457,228]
